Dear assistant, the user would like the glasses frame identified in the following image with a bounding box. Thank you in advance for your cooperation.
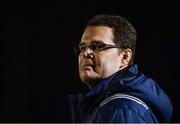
[74,42,122,55]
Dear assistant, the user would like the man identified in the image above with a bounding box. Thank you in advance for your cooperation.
[69,15,173,123]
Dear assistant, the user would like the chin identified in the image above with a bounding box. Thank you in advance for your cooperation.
[82,78,99,88]
[80,69,93,78]
[80,73,101,88]
[80,73,93,83]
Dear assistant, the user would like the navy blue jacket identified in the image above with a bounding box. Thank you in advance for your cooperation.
[68,65,173,123]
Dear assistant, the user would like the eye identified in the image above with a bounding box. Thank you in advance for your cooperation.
[91,43,105,51]
[79,45,86,51]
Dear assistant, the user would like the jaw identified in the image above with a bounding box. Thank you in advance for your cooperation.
[79,68,101,88]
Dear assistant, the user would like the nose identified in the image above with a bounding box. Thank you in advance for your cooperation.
[82,48,94,59]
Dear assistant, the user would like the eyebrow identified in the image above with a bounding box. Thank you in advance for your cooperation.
[79,43,86,46]
[79,40,104,45]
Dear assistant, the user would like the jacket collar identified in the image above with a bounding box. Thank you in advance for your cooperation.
[105,64,139,94]
[85,72,116,97]
[86,64,138,96]
[80,64,139,97]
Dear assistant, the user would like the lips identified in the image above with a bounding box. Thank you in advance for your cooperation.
[81,60,95,70]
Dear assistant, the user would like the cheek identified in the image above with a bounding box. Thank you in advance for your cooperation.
[78,56,82,73]
[78,56,82,67]
[97,54,121,73]
[94,56,107,72]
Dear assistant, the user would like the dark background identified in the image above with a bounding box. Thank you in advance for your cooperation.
[2,0,180,122]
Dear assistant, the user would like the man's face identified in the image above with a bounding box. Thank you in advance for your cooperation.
[78,26,124,88]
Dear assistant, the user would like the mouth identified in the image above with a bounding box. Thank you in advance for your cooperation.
[82,63,96,70]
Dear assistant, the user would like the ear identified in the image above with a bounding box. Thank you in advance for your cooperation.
[121,48,132,66]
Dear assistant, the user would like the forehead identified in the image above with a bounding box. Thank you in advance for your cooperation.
[81,26,114,44]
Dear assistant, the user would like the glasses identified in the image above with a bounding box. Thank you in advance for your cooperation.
[74,41,122,55]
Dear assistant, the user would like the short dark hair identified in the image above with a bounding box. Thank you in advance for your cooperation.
[86,15,137,65]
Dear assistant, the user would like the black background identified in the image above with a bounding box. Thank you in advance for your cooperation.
[2,0,180,122]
